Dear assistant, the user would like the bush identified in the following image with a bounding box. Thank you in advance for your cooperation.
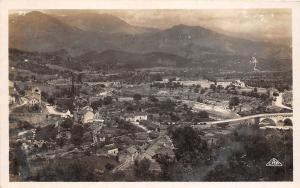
[229,96,240,108]
[133,93,142,102]
[71,125,84,146]
[103,96,113,105]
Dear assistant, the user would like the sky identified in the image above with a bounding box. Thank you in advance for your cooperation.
[97,9,291,43]
[12,9,292,44]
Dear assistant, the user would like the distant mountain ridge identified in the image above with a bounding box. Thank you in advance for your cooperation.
[51,12,159,34]
[9,11,292,71]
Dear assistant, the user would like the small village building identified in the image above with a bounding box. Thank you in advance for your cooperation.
[232,79,246,88]
[83,111,95,124]
[216,79,246,88]
[75,106,95,124]
[25,87,42,106]
[94,112,105,123]
[216,79,234,88]
[107,148,119,156]
[125,112,148,123]
[9,81,17,104]
[9,95,16,105]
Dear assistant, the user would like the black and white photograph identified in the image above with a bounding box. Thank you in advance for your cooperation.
[1,0,299,186]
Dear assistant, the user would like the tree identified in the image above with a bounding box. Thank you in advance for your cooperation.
[200,88,206,94]
[151,74,163,82]
[71,125,84,146]
[77,74,83,83]
[91,99,103,110]
[11,142,29,178]
[284,118,292,126]
[47,97,55,106]
[170,126,208,164]
[148,95,159,103]
[133,93,142,102]
[134,158,152,180]
[41,91,48,101]
[198,110,209,118]
[217,85,224,90]
[229,97,240,109]
[170,113,180,122]
[105,163,115,171]
[103,96,113,105]
[28,104,41,113]
[210,84,216,91]
[60,118,73,129]
[197,97,203,103]
[57,138,65,148]
[34,158,96,181]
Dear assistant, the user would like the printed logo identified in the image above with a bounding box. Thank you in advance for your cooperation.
[266,158,283,167]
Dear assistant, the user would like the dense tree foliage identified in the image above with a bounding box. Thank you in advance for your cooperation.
[60,118,73,129]
[133,93,142,102]
[33,158,96,181]
[91,99,103,110]
[229,96,240,108]
[133,158,155,181]
[103,96,113,105]
[71,125,84,146]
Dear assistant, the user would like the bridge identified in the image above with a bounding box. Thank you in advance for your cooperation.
[193,113,293,129]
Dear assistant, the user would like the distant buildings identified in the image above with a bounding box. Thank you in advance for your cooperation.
[9,81,19,105]
[104,144,119,156]
[216,79,246,88]
[25,87,41,106]
[108,148,119,156]
[125,112,148,123]
[74,106,94,124]
[47,78,72,85]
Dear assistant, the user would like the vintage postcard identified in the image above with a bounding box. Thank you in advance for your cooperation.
[1,0,300,187]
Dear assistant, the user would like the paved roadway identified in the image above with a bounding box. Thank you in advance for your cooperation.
[194,112,293,126]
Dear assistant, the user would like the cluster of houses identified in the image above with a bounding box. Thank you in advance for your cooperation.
[10,76,246,175]
[25,87,42,106]
[154,77,247,89]
[216,79,246,88]
[9,81,42,107]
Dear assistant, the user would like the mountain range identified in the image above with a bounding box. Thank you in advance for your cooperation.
[9,11,292,71]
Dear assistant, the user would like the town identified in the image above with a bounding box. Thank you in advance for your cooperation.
[8,10,293,182]
[9,64,293,181]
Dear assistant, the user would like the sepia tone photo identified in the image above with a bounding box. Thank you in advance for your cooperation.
[8,9,293,182]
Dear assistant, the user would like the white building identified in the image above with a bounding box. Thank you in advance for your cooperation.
[217,79,246,88]
[107,148,119,156]
[232,79,246,88]
[83,111,95,124]
[125,113,148,123]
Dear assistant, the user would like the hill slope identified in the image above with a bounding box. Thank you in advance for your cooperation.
[9,11,292,70]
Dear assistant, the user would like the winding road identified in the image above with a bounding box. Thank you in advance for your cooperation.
[192,112,292,128]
